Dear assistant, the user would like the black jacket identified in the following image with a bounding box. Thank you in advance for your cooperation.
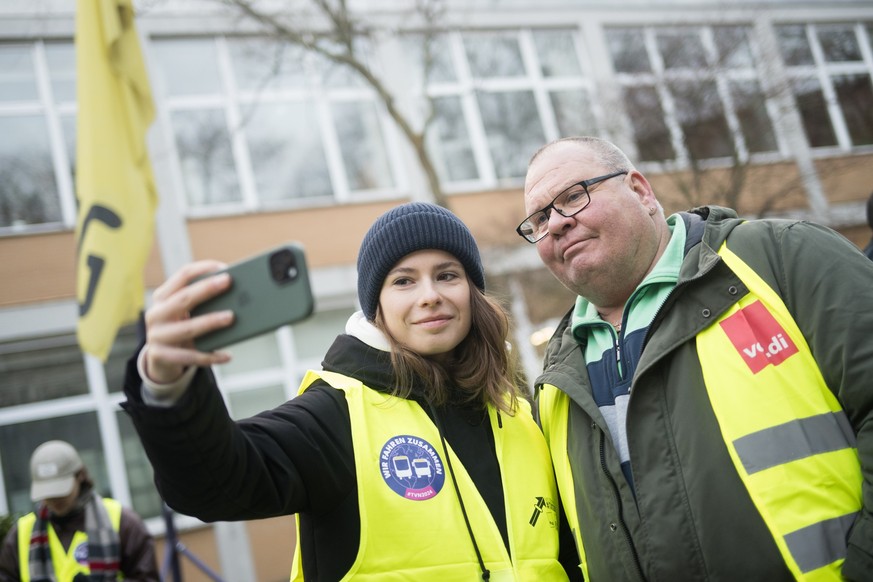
[122,333,581,581]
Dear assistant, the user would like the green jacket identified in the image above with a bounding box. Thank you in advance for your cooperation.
[536,206,873,581]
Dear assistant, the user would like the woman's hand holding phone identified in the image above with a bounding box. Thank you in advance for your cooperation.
[143,260,234,384]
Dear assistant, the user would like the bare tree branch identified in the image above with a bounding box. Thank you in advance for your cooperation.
[214,0,449,207]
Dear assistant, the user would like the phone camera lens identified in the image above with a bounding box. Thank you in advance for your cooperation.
[270,249,298,284]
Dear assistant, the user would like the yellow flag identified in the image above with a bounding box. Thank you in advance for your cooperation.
[75,0,157,361]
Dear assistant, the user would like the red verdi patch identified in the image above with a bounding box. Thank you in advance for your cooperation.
[719,301,798,374]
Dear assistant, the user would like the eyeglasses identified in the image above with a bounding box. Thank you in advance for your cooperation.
[516,170,628,243]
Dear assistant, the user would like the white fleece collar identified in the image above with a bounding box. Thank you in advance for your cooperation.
[345,311,392,352]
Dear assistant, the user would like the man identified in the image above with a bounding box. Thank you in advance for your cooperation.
[519,136,873,581]
[0,440,159,581]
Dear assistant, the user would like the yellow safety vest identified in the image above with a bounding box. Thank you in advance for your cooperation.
[696,243,861,581]
[290,370,567,582]
[17,497,123,582]
[540,242,862,582]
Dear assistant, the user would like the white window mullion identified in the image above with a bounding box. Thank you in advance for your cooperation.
[216,36,259,210]
[753,19,828,217]
[276,325,300,400]
[318,94,350,202]
[33,41,77,227]
[746,21,791,157]
[84,353,132,507]
[308,51,351,203]
[576,20,615,141]
[645,27,687,167]
[452,31,495,186]
[519,29,559,142]
[0,394,95,425]
[702,28,748,162]
[0,468,8,515]
[858,22,873,73]
[807,24,851,150]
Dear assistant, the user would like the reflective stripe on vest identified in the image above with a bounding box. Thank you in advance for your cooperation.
[291,369,567,582]
[17,497,124,582]
[538,384,587,581]
[697,242,861,580]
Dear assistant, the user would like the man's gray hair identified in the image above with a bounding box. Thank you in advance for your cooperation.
[529,136,635,173]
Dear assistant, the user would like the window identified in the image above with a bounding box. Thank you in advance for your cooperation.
[0,115,62,227]
[243,100,332,202]
[231,39,333,203]
[0,413,106,517]
[657,30,708,70]
[0,334,89,408]
[150,36,399,214]
[791,77,837,147]
[730,80,779,153]
[606,25,779,164]
[533,30,598,141]
[428,96,479,182]
[622,86,675,162]
[669,79,733,159]
[408,28,596,187]
[117,411,163,519]
[607,28,651,74]
[832,74,873,146]
[476,89,545,179]
[332,101,394,191]
[775,22,873,149]
[104,325,141,394]
[818,24,863,63]
[0,42,76,232]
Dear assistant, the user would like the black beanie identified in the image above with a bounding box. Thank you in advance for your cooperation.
[357,202,485,321]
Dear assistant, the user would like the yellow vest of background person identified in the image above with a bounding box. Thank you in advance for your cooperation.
[540,242,862,582]
[291,370,567,582]
[17,497,123,582]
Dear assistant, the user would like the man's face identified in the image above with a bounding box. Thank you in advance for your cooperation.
[523,143,661,305]
[42,478,81,517]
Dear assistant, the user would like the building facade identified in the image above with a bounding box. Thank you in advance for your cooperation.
[2,0,872,579]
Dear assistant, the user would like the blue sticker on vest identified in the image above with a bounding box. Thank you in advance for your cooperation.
[380,435,445,500]
[74,541,88,564]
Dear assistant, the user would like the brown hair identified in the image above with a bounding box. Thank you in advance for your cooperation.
[375,285,526,415]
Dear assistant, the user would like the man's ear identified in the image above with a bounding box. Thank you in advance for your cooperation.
[628,170,656,205]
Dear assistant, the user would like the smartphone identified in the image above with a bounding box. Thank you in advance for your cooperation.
[190,242,315,352]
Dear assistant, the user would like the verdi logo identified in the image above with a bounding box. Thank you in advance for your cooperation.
[719,301,798,374]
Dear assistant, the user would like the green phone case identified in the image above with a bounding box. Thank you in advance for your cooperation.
[191,242,315,351]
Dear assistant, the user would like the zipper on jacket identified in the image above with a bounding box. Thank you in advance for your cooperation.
[599,430,647,581]
[615,338,622,372]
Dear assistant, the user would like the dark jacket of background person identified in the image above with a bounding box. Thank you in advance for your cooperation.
[0,484,158,582]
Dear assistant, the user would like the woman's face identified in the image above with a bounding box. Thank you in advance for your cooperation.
[378,249,472,362]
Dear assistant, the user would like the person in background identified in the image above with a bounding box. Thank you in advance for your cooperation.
[518,136,873,581]
[0,440,159,582]
[121,202,580,581]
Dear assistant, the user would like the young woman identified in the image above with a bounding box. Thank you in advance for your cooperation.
[122,202,578,581]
